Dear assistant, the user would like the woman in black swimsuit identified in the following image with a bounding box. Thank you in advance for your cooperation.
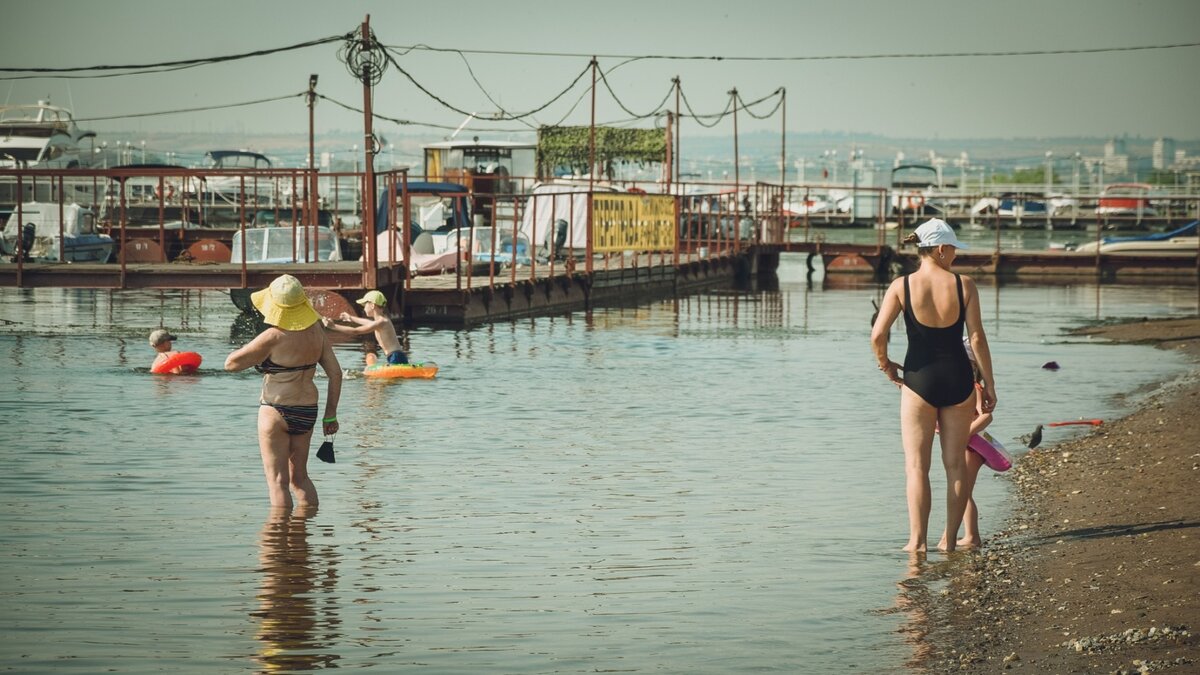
[226,275,343,508]
[870,219,997,553]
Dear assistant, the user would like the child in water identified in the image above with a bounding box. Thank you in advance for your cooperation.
[938,339,994,550]
[321,290,408,367]
[149,328,185,374]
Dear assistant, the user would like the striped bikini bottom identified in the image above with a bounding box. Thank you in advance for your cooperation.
[261,402,318,435]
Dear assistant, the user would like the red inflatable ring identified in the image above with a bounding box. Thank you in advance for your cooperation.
[151,351,203,374]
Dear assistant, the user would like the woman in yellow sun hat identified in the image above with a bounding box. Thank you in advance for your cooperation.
[225,274,342,507]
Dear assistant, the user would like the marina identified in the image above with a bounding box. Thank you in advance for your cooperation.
[3,161,1197,328]
[3,4,1200,672]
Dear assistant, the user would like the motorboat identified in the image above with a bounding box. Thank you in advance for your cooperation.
[1096,183,1157,217]
[1,202,113,262]
[195,150,274,206]
[997,192,1049,218]
[1074,220,1197,254]
[889,164,938,214]
[0,101,96,169]
[0,102,101,210]
[367,181,473,273]
[229,225,342,263]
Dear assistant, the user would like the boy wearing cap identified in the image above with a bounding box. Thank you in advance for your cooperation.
[322,289,408,365]
[149,328,184,374]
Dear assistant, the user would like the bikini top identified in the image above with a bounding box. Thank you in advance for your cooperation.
[255,357,317,374]
[257,356,319,405]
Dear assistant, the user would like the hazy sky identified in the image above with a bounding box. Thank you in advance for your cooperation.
[5,0,1198,141]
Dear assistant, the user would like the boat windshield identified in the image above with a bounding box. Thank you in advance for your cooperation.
[239,227,339,263]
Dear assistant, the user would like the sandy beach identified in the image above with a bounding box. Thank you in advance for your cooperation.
[909,317,1200,674]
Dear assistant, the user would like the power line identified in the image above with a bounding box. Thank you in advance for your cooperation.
[73,93,306,122]
[0,33,352,74]
[384,41,1200,62]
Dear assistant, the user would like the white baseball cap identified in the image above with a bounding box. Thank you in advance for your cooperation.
[914,218,968,249]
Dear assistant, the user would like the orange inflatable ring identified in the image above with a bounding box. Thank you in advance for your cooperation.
[154,183,175,201]
[151,351,203,374]
[363,361,438,380]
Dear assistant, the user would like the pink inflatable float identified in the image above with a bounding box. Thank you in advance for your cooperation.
[968,430,1013,472]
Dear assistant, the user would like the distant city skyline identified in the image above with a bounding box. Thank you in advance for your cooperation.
[4,0,1200,142]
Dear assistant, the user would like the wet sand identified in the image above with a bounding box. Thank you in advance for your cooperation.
[910,318,1200,674]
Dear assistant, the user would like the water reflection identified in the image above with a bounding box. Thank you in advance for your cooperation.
[252,507,341,672]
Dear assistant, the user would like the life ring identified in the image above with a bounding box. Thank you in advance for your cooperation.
[363,361,438,380]
[151,351,203,374]
[967,430,1013,472]
[154,183,176,201]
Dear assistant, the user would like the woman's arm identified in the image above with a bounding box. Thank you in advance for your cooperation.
[318,334,342,437]
[870,278,905,387]
[962,276,997,411]
[224,328,278,372]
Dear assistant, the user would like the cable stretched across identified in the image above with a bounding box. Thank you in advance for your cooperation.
[0,33,352,73]
[74,93,305,123]
[383,40,1200,62]
[379,45,592,122]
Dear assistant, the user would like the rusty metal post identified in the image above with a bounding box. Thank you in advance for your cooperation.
[664,111,672,191]
[157,175,167,262]
[308,73,319,259]
[360,15,378,290]
[674,77,681,188]
[118,177,128,288]
[57,177,65,262]
[780,88,786,186]
[239,176,248,288]
[586,57,597,276]
[15,177,23,285]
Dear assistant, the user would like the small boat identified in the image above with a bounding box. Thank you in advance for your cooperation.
[229,225,343,263]
[195,150,274,206]
[1096,183,1157,217]
[1074,220,1198,254]
[1,202,113,262]
[997,192,1049,218]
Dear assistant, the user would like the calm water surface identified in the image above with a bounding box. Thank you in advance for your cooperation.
[1,259,1195,673]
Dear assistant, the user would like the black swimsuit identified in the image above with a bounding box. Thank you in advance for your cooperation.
[902,274,974,408]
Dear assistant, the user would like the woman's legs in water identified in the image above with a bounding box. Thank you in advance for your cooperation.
[287,433,318,506]
[257,406,319,508]
[936,391,978,552]
[899,387,938,552]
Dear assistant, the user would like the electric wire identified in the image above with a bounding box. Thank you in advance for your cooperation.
[73,93,305,123]
[0,33,352,73]
[383,40,1200,62]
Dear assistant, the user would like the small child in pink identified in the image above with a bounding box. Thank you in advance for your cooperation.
[938,340,994,549]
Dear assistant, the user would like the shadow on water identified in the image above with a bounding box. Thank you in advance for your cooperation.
[231,311,268,344]
[251,506,341,672]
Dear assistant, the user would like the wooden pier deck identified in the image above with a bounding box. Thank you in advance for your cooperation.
[0,250,753,327]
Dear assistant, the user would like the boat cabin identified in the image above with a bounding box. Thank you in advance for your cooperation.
[423,139,534,195]
[0,102,96,169]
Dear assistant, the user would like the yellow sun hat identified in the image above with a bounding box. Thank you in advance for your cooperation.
[250,274,321,330]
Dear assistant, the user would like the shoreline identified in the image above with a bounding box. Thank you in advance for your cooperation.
[909,317,1200,674]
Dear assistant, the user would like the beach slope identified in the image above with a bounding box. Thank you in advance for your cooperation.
[917,317,1200,674]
